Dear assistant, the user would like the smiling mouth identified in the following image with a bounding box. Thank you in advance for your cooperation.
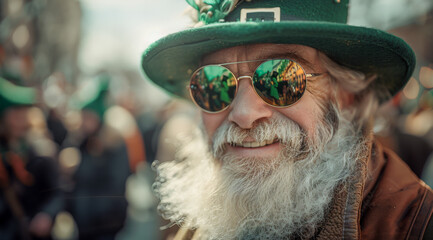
[229,139,279,148]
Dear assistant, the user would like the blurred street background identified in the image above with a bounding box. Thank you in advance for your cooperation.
[0,0,432,239]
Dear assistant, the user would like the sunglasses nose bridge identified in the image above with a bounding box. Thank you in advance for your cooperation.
[237,75,253,85]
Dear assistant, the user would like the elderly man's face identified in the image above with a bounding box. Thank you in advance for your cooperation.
[200,44,331,160]
[156,45,364,240]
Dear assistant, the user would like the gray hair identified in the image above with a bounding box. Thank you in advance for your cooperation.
[318,52,382,129]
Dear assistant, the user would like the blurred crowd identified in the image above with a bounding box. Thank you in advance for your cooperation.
[0,0,432,240]
[0,71,197,240]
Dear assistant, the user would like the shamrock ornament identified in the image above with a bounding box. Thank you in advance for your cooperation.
[186,0,237,24]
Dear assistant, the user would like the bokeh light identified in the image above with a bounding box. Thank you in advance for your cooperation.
[12,24,30,49]
[405,110,433,136]
[403,77,420,99]
[420,66,433,89]
[59,147,81,170]
[51,211,77,240]
[7,0,24,15]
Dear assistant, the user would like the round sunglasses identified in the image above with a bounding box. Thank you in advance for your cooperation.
[189,59,322,113]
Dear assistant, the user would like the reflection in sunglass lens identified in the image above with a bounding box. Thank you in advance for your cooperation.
[252,59,307,107]
[190,65,237,112]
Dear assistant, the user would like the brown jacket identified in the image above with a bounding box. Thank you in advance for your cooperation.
[359,139,433,239]
[173,136,433,240]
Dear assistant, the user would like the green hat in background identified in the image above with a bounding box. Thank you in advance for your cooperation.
[73,75,111,119]
[141,0,416,102]
[0,77,37,116]
[0,70,25,86]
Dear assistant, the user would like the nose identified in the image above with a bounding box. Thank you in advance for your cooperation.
[228,77,273,129]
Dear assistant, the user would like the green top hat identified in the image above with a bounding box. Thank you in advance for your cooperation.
[141,0,415,102]
[0,77,37,115]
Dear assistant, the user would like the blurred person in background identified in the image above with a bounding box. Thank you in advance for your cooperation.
[419,90,433,187]
[0,77,63,240]
[373,5,433,181]
[142,0,433,239]
[388,8,433,186]
[109,74,169,240]
[62,75,146,240]
[148,99,199,240]
[374,96,433,179]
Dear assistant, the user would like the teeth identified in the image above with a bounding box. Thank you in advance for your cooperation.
[230,139,277,148]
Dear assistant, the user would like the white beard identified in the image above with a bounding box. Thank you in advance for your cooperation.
[154,106,366,239]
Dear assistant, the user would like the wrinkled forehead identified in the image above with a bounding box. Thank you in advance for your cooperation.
[201,43,324,73]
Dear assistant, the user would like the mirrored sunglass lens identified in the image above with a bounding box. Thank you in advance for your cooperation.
[252,59,307,106]
[190,65,236,112]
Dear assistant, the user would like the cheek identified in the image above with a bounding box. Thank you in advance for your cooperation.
[201,111,228,139]
[278,93,325,138]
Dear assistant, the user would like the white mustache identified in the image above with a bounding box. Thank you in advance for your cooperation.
[211,113,308,159]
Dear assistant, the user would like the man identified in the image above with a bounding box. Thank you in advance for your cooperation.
[0,77,63,240]
[64,76,135,240]
[141,0,433,239]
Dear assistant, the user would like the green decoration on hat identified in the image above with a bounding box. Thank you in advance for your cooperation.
[0,77,36,115]
[141,0,416,103]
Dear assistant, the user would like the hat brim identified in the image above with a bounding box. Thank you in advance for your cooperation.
[141,21,415,102]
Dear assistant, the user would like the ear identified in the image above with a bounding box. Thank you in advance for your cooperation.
[337,88,355,109]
